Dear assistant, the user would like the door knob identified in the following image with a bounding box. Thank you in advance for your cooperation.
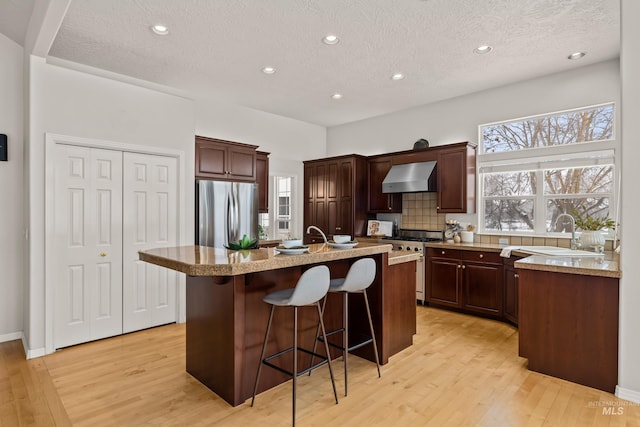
[100,252,107,257]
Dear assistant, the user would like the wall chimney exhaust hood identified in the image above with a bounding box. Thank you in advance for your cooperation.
[382,161,437,193]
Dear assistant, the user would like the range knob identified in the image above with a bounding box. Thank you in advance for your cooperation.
[406,247,411,251]
[397,245,404,251]
[414,247,420,252]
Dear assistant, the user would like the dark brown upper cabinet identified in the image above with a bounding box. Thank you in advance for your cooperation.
[195,136,257,182]
[256,151,269,213]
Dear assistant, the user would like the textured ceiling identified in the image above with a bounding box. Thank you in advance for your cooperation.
[15,0,624,126]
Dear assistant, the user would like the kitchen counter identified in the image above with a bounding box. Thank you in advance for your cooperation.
[425,241,620,278]
[138,241,416,406]
[139,242,394,276]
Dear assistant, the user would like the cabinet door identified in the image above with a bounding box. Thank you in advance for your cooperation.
[503,265,519,324]
[196,141,227,180]
[426,256,462,308]
[227,145,256,181]
[256,152,269,213]
[437,148,467,213]
[463,261,503,316]
[368,157,401,213]
[326,161,339,234]
[333,159,354,235]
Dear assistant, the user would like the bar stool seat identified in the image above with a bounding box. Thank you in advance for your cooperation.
[251,265,338,426]
[312,257,381,396]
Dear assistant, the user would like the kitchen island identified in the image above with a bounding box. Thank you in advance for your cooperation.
[139,242,418,406]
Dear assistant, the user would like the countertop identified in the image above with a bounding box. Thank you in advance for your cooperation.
[424,241,620,278]
[139,242,394,276]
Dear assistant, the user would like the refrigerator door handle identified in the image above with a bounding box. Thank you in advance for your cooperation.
[227,185,239,243]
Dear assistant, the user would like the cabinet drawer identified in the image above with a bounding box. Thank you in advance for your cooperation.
[426,248,461,260]
[462,250,502,264]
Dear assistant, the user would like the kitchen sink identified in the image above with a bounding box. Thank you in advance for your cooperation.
[517,246,604,257]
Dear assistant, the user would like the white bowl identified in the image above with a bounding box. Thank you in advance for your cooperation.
[333,235,352,244]
[281,238,303,248]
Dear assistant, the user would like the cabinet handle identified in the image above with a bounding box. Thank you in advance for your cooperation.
[462,265,466,269]
[436,206,440,210]
[514,273,519,278]
[388,206,392,210]
[441,250,445,255]
[479,254,484,259]
[336,227,342,231]
[100,252,107,257]
[457,264,461,269]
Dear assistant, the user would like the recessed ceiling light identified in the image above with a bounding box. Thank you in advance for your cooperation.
[473,45,492,54]
[261,66,276,74]
[568,52,586,60]
[331,93,343,100]
[151,24,169,35]
[391,73,405,81]
[322,34,340,45]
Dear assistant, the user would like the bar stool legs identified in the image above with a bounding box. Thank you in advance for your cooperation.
[251,300,338,426]
[312,288,381,397]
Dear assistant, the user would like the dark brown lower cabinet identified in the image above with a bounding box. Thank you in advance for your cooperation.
[518,269,619,393]
[503,256,522,325]
[426,248,502,317]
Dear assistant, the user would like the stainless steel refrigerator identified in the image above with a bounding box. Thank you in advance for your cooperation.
[196,180,259,248]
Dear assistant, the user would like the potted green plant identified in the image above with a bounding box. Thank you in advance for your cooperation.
[571,210,616,251]
[225,234,259,250]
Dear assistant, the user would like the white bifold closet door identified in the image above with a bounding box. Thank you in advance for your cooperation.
[54,145,178,349]
[54,145,124,348]
[122,152,178,333]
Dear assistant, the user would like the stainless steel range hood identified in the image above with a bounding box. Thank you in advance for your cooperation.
[382,161,437,193]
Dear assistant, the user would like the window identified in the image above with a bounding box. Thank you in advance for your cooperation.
[478,103,617,235]
[258,174,297,240]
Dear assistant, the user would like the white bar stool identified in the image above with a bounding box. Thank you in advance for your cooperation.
[312,257,381,396]
[251,265,338,426]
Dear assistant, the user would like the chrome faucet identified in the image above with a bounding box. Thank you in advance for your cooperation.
[555,213,577,250]
[306,225,328,244]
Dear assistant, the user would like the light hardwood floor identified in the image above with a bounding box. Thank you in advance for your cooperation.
[2,306,639,426]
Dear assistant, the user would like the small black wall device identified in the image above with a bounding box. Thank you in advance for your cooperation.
[0,134,7,161]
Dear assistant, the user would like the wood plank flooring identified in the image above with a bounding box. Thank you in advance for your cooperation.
[2,306,639,426]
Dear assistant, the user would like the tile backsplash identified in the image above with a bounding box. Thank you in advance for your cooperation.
[401,192,446,230]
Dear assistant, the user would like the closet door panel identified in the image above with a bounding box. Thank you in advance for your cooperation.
[123,153,178,333]
[53,145,123,348]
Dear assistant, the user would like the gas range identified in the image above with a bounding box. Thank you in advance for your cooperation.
[380,229,444,253]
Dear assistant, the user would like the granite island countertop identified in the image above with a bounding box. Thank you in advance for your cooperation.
[139,242,396,276]
[424,241,620,278]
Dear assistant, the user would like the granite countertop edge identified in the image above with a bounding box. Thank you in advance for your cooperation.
[139,243,403,276]
[424,241,620,279]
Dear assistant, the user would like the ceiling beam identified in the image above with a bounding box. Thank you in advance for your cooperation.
[24,0,71,57]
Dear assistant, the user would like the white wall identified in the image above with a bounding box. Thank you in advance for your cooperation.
[327,60,620,156]
[0,34,24,340]
[26,58,195,353]
[194,99,327,238]
[618,0,640,403]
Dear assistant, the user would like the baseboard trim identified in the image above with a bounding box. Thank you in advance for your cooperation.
[21,334,46,359]
[615,385,640,403]
[0,331,22,343]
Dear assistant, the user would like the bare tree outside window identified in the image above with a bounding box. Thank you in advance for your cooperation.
[480,104,615,234]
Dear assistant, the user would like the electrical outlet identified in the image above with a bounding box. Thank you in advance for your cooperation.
[498,238,509,246]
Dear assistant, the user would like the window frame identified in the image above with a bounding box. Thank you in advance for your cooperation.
[476,102,619,238]
[259,173,299,240]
